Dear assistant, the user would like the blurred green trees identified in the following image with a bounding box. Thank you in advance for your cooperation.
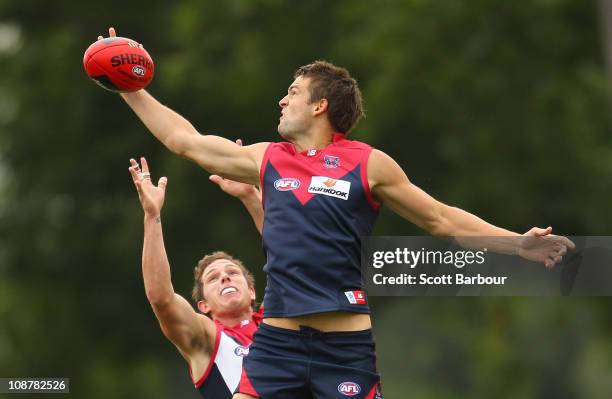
[0,1,610,398]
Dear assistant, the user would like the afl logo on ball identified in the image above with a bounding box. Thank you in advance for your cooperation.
[132,65,146,77]
[338,382,361,396]
[274,178,300,191]
[234,346,250,357]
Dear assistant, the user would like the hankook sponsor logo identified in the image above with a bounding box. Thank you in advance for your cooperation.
[308,176,350,200]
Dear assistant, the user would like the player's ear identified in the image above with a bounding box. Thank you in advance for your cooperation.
[313,98,328,116]
[197,300,211,314]
[248,287,256,302]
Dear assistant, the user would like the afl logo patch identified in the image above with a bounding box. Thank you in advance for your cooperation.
[274,178,300,191]
[234,345,250,357]
[132,65,146,77]
[338,382,361,396]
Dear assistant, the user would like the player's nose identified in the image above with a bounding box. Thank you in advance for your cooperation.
[279,95,288,107]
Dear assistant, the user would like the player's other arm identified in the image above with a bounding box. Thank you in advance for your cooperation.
[368,150,573,266]
[368,150,515,237]
[129,158,215,362]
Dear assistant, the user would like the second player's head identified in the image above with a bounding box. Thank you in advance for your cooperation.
[192,251,256,319]
[278,60,364,140]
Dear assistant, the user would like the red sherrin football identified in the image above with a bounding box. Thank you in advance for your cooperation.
[83,36,154,92]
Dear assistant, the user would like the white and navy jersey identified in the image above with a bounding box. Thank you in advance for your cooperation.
[191,309,262,399]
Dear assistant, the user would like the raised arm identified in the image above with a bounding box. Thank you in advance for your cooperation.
[100,27,267,185]
[128,157,215,363]
[368,149,573,267]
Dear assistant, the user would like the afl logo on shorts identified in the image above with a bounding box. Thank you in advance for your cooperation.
[338,382,361,396]
[132,65,146,77]
[274,178,300,191]
[234,345,250,357]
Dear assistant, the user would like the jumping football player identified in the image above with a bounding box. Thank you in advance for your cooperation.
[104,26,574,399]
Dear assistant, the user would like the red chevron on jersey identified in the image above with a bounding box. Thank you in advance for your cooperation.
[263,134,367,206]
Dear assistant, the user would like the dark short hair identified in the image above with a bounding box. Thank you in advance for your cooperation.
[294,60,364,134]
[191,251,256,311]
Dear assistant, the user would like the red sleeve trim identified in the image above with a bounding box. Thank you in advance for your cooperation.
[360,146,381,210]
[259,143,274,209]
[191,325,222,388]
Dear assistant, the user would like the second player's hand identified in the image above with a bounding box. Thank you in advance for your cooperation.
[128,157,168,217]
[209,139,261,201]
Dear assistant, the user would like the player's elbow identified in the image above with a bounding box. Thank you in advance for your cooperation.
[164,133,192,157]
[423,206,453,237]
[145,288,173,308]
[426,219,450,237]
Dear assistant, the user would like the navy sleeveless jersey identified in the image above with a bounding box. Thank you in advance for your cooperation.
[192,309,262,399]
[259,133,380,317]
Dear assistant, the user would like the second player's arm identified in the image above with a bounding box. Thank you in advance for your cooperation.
[142,213,215,361]
[121,90,267,184]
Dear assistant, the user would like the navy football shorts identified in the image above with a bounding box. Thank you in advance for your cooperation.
[237,323,383,399]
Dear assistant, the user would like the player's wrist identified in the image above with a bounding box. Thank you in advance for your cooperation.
[144,213,162,223]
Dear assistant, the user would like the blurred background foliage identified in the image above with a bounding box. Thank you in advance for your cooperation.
[1,0,611,398]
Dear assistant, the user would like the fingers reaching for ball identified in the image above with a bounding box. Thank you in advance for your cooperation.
[97,27,117,41]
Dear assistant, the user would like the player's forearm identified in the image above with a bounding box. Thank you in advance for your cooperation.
[121,90,198,155]
[142,214,176,306]
[240,193,264,235]
[436,205,516,236]
[438,206,521,254]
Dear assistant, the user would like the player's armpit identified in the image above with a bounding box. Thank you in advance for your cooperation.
[152,293,216,359]
[181,136,269,185]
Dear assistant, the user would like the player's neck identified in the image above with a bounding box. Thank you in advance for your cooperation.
[213,308,253,327]
[292,126,335,153]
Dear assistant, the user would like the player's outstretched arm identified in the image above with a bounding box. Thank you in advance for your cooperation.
[368,149,574,267]
[129,157,216,362]
[100,27,267,185]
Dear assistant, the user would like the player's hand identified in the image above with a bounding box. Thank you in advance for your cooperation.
[97,27,144,49]
[209,139,261,201]
[97,27,117,41]
[518,226,575,268]
[128,157,168,217]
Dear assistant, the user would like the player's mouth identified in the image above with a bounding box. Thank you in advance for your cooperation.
[220,286,238,296]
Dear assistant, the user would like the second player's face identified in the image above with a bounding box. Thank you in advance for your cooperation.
[200,259,254,317]
[278,76,315,139]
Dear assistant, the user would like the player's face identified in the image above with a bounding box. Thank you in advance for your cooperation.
[200,259,254,316]
[278,76,316,139]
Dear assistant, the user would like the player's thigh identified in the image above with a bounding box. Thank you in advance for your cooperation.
[233,394,257,399]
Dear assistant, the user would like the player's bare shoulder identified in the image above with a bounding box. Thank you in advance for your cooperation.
[367,149,409,191]
[243,141,272,174]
